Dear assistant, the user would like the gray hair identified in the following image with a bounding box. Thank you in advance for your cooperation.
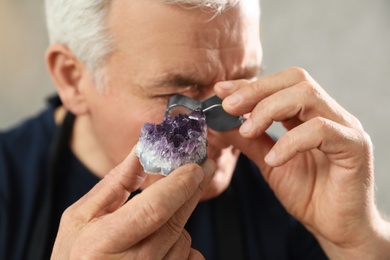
[45,0,239,89]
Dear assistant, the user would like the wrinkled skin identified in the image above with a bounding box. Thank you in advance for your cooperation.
[51,147,216,259]
[47,0,390,258]
[214,68,390,258]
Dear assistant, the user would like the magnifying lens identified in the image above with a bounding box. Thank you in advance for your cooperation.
[165,94,244,131]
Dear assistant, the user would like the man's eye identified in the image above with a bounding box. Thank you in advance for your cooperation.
[159,93,176,99]
[152,93,177,103]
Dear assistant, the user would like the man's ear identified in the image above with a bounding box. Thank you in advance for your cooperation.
[45,44,89,115]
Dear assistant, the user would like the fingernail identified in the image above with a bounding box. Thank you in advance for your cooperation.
[264,150,276,164]
[239,118,252,134]
[224,94,241,106]
[202,159,216,179]
[194,167,204,184]
[216,81,234,90]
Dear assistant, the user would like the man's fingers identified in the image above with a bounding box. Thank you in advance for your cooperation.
[237,81,361,139]
[103,159,216,250]
[188,249,205,260]
[162,230,192,259]
[214,79,250,100]
[265,117,371,169]
[133,159,216,257]
[66,146,146,220]
[215,67,313,116]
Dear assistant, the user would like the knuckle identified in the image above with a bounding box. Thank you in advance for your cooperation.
[299,80,321,98]
[61,205,74,222]
[249,79,267,98]
[140,200,168,227]
[166,216,184,236]
[250,79,262,93]
[181,229,192,246]
[189,249,205,260]
[289,67,310,81]
[250,101,273,126]
[60,206,88,228]
[346,113,364,130]
[109,166,137,193]
[311,117,333,135]
[255,101,270,118]
[281,131,298,148]
[361,130,373,145]
[356,129,373,152]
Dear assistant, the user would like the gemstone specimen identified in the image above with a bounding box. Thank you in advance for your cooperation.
[135,108,207,176]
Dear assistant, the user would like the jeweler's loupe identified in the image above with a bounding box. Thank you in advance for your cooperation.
[165,94,244,131]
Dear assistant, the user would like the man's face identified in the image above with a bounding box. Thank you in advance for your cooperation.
[82,0,262,179]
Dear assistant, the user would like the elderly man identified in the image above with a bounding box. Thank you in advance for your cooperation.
[1,0,389,259]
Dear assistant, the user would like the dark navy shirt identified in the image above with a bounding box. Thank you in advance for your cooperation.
[0,98,327,260]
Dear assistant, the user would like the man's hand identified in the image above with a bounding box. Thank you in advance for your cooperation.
[51,147,216,259]
[215,67,390,259]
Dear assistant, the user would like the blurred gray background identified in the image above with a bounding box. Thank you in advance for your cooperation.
[1,1,389,215]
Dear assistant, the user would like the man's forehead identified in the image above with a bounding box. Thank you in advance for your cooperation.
[109,0,260,46]
[108,0,262,87]
[110,0,260,24]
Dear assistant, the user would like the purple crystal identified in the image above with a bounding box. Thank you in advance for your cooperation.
[135,108,207,176]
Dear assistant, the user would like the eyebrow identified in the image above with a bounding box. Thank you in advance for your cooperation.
[150,64,264,89]
[152,74,204,89]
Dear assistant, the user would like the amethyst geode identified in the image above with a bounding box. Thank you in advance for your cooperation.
[135,108,207,176]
